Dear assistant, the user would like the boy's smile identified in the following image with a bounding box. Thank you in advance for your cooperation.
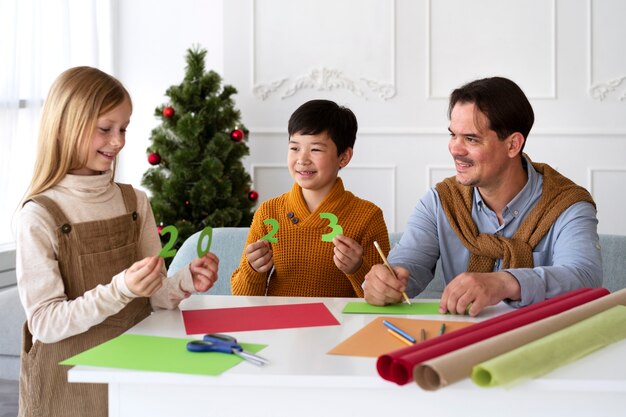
[287,131,351,212]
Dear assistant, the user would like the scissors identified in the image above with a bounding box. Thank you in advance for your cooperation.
[186,333,269,366]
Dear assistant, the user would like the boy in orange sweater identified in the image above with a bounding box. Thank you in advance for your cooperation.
[231,99,389,297]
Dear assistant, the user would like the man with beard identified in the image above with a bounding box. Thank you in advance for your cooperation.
[364,77,602,316]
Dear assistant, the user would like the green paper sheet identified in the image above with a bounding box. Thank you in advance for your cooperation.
[472,305,626,387]
[60,334,267,376]
[342,301,441,315]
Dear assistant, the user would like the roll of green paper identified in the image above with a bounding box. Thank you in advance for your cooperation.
[472,305,626,387]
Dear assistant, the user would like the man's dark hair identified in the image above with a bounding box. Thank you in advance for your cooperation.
[288,99,358,155]
[448,77,534,150]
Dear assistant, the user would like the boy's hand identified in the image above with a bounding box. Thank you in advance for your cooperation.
[364,264,409,306]
[125,256,164,297]
[332,234,363,275]
[246,240,274,273]
[189,252,219,292]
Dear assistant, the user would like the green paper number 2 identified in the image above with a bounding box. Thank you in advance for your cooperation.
[158,225,213,259]
[261,219,279,243]
[158,225,178,258]
[260,212,343,243]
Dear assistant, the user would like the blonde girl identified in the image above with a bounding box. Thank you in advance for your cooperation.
[16,66,219,417]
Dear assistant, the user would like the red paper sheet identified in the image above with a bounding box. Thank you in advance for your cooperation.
[376,287,610,385]
[182,302,340,335]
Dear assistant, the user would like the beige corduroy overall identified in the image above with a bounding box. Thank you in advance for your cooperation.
[18,183,151,417]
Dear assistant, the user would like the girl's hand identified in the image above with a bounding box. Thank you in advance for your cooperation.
[245,240,274,273]
[332,234,364,275]
[190,252,219,292]
[124,256,164,297]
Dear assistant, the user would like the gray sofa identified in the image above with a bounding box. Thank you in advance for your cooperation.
[1,230,625,381]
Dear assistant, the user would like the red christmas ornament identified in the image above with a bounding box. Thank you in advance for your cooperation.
[230,129,244,142]
[248,190,259,201]
[147,152,161,165]
[163,106,175,118]
[157,224,164,234]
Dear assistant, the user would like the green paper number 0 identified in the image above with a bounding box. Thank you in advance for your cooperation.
[196,226,213,257]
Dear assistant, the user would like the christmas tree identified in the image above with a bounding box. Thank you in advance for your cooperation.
[142,46,257,255]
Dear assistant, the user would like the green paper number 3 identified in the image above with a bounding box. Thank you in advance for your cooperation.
[260,212,343,243]
[320,212,343,242]
[158,226,213,259]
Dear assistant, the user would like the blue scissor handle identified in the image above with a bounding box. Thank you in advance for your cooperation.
[203,334,243,351]
[189,334,269,366]
[202,333,241,349]
[186,340,233,354]
[203,333,237,343]
[202,333,237,344]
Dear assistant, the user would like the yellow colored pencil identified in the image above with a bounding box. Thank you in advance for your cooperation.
[374,241,412,305]
[387,329,413,346]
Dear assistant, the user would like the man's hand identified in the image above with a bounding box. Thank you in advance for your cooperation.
[125,256,164,297]
[439,271,521,316]
[190,252,219,292]
[364,264,409,306]
[332,234,363,274]
[245,240,274,273]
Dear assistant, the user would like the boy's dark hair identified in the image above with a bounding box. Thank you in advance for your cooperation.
[448,77,534,151]
[287,99,358,155]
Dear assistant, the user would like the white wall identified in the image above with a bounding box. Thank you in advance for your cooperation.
[115,0,626,235]
[114,0,224,189]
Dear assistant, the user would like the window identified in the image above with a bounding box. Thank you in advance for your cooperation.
[0,0,113,247]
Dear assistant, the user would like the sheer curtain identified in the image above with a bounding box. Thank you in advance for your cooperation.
[0,0,114,247]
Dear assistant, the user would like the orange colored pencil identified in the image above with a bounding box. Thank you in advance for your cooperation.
[387,328,413,346]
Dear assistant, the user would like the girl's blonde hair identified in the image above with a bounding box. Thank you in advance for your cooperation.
[24,66,132,202]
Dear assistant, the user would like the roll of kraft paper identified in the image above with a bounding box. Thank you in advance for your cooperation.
[414,288,626,391]
[378,287,597,384]
[376,287,609,385]
[472,304,626,387]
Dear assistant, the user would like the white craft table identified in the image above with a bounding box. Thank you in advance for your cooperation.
[68,295,626,417]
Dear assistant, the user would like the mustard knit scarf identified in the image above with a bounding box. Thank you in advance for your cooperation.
[435,160,595,272]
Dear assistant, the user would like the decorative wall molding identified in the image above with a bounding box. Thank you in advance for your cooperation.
[247,127,626,136]
[426,0,557,100]
[253,67,396,101]
[588,167,626,195]
[587,0,626,101]
[251,0,397,101]
[252,79,287,101]
[589,76,626,101]
[427,165,455,188]
[588,167,626,235]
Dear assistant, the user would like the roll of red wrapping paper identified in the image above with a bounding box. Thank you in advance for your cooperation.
[376,287,609,385]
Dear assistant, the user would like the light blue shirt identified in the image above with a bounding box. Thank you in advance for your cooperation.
[388,158,602,307]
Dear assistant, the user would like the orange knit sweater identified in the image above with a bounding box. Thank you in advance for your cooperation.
[231,178,390,297]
